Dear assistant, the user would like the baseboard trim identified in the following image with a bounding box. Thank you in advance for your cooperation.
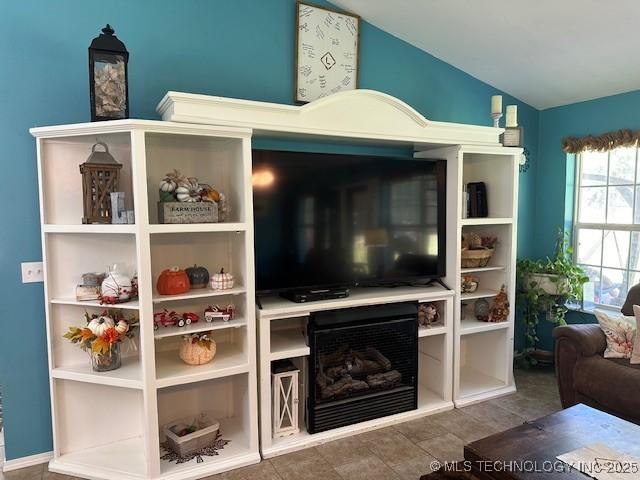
[2,451,53,472]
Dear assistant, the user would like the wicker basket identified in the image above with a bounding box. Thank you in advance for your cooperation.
[164,413,220,456]
[461,248,495,268]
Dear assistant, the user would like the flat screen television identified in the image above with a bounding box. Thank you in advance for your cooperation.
[252,149,446,293]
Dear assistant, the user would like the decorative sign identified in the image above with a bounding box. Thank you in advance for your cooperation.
[501,126,524,147]
[295,2,360,103]
[158,202,218,224]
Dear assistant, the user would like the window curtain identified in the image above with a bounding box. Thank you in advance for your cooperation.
[563,128,640,153]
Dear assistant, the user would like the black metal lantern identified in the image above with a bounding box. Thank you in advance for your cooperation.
[89,24,129,121]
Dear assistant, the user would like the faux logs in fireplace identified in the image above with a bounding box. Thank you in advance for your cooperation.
[307,302,418,433]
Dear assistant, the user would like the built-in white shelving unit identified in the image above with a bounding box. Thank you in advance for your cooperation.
[30,89,521,477]
[31,120,259,480]
[417,145,520,407]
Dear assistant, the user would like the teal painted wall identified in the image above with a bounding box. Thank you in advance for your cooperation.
[526,89,640,350]
[535,90,640,258]
[0,0,538,459]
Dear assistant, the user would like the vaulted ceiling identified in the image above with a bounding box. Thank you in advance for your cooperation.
[331,0,640,110]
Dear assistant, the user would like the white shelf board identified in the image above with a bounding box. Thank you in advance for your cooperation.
[155,343,248,388]
[418,324,447,337]
[153,287,246,304]
[454,384,517,408]
[50,298,140,310]
[458,366,507,399]
[418,387,448,410]
[258,285,454,320]
[460,319,510,336]
[52,356,142,389]
[44,224,136,234]
[460,266,506,274]
[270,329,309,361]
[461,217,513,226]
[460,289,499,301]
[148,222,247,234]
[264,387,452,459]
[49,436,146,480]
[154,317,247,339]
[159,417,259,480]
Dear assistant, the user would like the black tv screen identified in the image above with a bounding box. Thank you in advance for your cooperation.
[252,150,446,293]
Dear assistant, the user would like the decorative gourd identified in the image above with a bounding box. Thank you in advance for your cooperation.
[156,267,191,295]
[159,177,177,193]
[115,319,129,334]
[88,315,115,336]
[200,185,221,203]
[159,169,185,193]
[179,334,216,365]
[210,268,234,290]
[176,177,202,202]
[185,264,210,289]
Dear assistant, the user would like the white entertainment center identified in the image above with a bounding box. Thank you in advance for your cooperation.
[31,89,520,479]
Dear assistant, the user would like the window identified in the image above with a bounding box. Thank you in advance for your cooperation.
[575,147,640,307]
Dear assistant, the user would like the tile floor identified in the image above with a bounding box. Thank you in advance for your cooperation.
[0,368,561,480]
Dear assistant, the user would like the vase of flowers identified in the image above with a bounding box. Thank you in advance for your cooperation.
[91,341,121,371]
[63,310,138,372]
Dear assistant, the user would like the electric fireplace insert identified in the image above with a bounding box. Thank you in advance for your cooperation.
[307,302,418,433]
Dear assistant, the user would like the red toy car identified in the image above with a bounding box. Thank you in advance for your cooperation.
[204,304,235,323]
[154,310,184,330]
[182,312,200,325]
[153,310,201,330]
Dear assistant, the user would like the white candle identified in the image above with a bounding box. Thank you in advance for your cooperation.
[506,105,518,127]
[491,95,502,115]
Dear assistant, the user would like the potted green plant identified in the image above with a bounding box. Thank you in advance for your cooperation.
[516,229,589,366]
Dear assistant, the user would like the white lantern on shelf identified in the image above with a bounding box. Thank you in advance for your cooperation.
[272,361,299,438]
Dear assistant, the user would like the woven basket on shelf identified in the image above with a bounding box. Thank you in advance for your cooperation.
[461,248,495,268]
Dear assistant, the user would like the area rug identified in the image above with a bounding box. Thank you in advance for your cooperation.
[160,434,229,464]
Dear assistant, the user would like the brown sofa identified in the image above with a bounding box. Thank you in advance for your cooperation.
[553,323,640,425]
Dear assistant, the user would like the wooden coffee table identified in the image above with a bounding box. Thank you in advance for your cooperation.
[464,404,640,479]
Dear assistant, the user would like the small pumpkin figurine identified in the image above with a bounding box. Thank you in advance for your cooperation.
[179,332,216,365]
[175,177,202,202]
[88,315,115,336]
[157,267,191,295]
[210,268,234,290]
[185,264,210,289]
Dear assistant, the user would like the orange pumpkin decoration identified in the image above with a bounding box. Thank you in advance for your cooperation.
[156,267,190,295]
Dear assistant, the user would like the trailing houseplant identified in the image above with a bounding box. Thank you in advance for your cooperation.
[516,229,588,366]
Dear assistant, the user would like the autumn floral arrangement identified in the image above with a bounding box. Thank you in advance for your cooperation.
[159,169,228,221]
[63,310,138,372]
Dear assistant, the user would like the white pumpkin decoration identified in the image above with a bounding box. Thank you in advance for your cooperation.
[88,315,115,336]
[115,319,129,334]
[159,177,177,192]
[210,268,234,290]
[176,177,202,202]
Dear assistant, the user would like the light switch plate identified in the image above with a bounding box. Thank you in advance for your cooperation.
[21,261,44,283]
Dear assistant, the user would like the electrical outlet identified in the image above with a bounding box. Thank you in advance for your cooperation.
[21,261,44,283]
